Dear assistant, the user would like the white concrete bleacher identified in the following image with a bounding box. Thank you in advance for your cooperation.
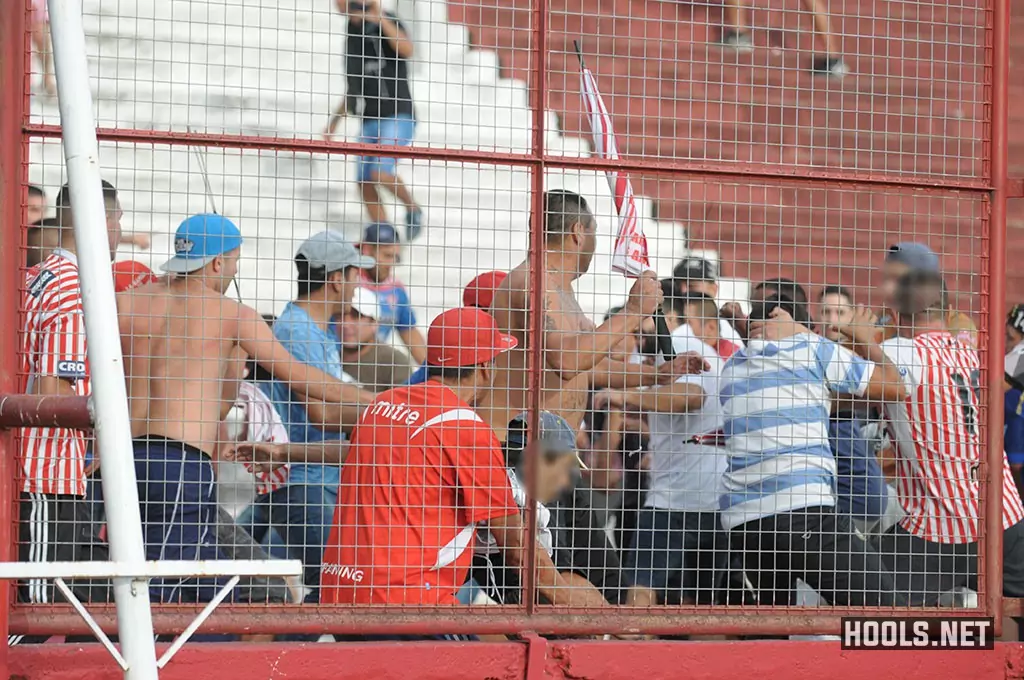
[26,0,708,327]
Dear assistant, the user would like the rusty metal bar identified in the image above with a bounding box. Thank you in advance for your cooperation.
[21,123,994,194]
[0,394,93,430]
[984,0,1010,629]
[0,0,30,670]
[522,0,550,615]
[8,605,983,637]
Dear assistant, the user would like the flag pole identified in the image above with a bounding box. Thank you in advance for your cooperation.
[574,41,675,360]
[186,128,242,303]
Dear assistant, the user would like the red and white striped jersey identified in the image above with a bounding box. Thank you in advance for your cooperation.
[19,249,91,497]
[234,382,290,496]
[882,331,1024,543]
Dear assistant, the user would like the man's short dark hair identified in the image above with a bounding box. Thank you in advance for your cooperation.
[543,190,592,242]
[676,291,719,323]
[664,289,718,321]
[755,277,809,305]
[295,255,350,298]
[56,179,118,209]
[425,363,485,382]
[893,269,945,318]
[27,184,45,200]
[27,216,60,239]
[749,293,811,325]
[820,285,854,304]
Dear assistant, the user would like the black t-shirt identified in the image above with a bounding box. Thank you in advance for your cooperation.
[346,13,415,120]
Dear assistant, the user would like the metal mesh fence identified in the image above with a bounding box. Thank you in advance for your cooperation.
[5,0,1016,639]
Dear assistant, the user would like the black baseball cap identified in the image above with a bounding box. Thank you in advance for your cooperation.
[673,256,717,282]
[363,222,401,245]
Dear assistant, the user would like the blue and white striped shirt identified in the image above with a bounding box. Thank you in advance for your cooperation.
[718,333,874,530]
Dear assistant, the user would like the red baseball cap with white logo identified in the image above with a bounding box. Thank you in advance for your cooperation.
[462,270,507,310]
[112,260,158,292]
[426,307,518,367]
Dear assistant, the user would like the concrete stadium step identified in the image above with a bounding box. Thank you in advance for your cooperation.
[27,0,695,322]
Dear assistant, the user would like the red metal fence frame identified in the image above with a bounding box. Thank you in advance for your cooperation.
[0,0,1019,642]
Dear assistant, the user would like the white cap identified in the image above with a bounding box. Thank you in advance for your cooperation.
[351,287,380,320]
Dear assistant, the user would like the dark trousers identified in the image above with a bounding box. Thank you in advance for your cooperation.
[730,505,904,607]
[878,519,1024,606]
[134,436,232,603]
[243,482,331,598]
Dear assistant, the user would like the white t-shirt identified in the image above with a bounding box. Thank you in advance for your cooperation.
[719,318,745,349]
[671,318,745,354]
[476,468,553,557]
[646,327,726,512]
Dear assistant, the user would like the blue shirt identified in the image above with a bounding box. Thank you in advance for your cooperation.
[264,301,344,488]
[718,333,874,530]
[360,278,416,341]
[406,362,428,385]
[829,415,888,525]
[1006,388,1024,465]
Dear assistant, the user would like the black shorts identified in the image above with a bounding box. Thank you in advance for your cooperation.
[878,519,1024,605]
[730,505,903,607]
[17,492,109,606]
[625,509,729,605]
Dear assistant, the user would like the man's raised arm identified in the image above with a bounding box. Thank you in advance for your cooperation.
[542,272,663,379]
[236,305,373,430]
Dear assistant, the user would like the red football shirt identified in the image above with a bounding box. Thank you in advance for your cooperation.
[321,381,517,606]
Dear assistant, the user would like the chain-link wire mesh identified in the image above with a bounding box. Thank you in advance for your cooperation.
[7,0,1019,639]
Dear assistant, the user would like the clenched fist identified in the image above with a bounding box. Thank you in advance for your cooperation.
[624,272,664,317]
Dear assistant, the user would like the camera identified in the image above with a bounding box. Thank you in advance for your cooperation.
[348,2,366,10]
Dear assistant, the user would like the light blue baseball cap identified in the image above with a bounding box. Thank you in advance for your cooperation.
[161,213,244,274]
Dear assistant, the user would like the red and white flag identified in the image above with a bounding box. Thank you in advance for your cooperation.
[577,51,651,278]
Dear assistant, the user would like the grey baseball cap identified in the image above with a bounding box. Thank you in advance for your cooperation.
[506,411,578,454]
[885,242,940,273]
[296,231,374,272]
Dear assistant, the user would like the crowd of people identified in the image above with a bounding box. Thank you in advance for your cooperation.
[13,176,1024,643]
[11,0,1018,643]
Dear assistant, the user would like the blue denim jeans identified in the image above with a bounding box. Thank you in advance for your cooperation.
[240,482,337,600]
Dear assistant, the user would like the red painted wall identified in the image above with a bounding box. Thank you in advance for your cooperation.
[9,640,1024,680]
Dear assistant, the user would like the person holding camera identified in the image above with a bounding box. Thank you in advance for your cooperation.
[326,0,423,241]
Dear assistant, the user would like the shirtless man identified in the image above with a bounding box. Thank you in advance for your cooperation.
[117,213,370,603]
[488,189,700,442]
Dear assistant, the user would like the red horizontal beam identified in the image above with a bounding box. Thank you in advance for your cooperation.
[10,640,1024,680]
[0,394,92,430]
[24,123,991,194]
[1009,177,1024,198]
[8,604,984,637]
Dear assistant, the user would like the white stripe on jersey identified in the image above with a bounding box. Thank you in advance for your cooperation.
[883,331,1024,543]
[19,251,91,497]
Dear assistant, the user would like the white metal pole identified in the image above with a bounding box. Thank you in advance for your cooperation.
[46,0,159,677]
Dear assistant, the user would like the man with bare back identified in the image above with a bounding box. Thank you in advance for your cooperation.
[488,190,699,442]
[117,214,370,603]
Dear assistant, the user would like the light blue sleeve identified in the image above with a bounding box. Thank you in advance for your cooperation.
[394,286,417,330]
[817,337,874,396]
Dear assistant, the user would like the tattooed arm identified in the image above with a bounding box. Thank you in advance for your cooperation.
[540,288,648,380]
